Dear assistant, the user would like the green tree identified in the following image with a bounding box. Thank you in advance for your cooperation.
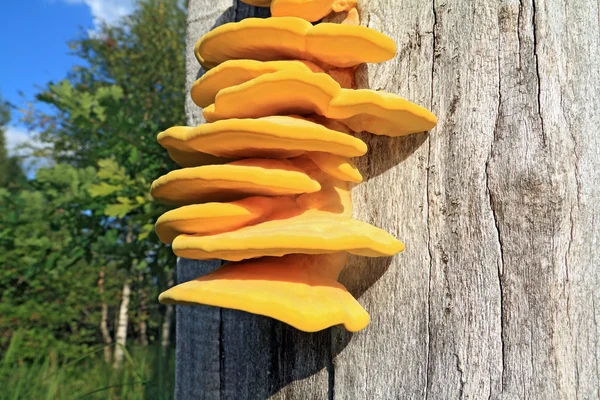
[0,164,105,359]
[24,0,185,366]
[0,96,27,189]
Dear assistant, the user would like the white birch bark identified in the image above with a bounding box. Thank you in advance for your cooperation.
[113,279,131,369]
[98,267,113,363]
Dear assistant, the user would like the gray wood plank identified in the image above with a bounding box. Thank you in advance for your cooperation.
[331,1,436,399]
[175,258,222,399]
[177,0,600,398]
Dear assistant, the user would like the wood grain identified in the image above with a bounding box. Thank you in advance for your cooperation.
[176,0,600,398]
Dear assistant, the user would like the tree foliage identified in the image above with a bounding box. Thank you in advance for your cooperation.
[2,0,186,359]
[0,97,27,189]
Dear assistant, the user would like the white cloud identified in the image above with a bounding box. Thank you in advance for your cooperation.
[62,0,136,28]
[4,127,53,176]
[4,126,33,154]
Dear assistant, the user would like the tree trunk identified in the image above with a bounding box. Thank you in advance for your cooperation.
[161,271,175,351]
[138,272,148,347]
[113,279,131,369]
[176,0,600,398]
[98,267,112,363]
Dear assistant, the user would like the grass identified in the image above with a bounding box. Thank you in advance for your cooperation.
[0,332,175,400]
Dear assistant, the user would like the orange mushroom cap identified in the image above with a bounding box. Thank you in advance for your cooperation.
[166,148,232,168]
[328,89,439,137]
[272,0,357,22]
[204,69,438,136]
[191,59,321,108]
[154,196,298,244]
[150,158,321,205]
[195,17,396,69]
[155,155,353,243]
[240,0,357,22]
[157,116,367,160]
[158,253,370,332]
[171,210,405,261]
[307,151,362,183]
[206,70,339,120]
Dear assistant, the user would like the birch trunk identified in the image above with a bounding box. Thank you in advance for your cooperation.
[176,0,600,398]
[98,267,112,363]
[161,271,175,351]
[113,279,131,369]
[138,272,148,347]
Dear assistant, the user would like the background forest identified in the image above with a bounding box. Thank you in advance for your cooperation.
[0,0,186,397]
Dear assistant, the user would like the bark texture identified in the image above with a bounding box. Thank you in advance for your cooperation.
[176,0,600,398]
[113,280,131,369]
[138,272,149,346]
[98,267,113,363]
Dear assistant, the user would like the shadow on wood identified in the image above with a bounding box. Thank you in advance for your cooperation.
[355,132,428,181]
[174,256,393,399]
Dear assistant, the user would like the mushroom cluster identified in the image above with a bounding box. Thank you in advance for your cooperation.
[150,4,437,332]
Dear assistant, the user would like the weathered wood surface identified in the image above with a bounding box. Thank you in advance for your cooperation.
[176,0,600,398]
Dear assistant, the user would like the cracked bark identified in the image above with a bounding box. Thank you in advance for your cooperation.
[175,0,600,398]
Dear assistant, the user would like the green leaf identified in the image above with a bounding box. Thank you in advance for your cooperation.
[96,85,124,102]
[104,203,137,218]
[96,159,124,180]
[88,182,122,197]
[116,196,131,205]
[128,147,139,164]
[137,223,154,241]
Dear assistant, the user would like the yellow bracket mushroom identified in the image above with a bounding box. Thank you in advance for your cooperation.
[156,155,390,332]
[159,253,370,332]
[155,154,353,244]
[240,0,358,23]
[150,158,322,205]
[195,17,396,70]
[150,6,438,332]
[202,69,437,137]
[157,116,367,160]
[190,60,356,108]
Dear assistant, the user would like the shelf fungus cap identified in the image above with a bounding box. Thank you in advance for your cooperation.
[328,89,438,136]
[271,0,357,22]
[240,0,357,22]
[191,59,321,108]
[206,70,438,136]
[155,155,354,244]
[205,70,341,121]
[166,148,232,168]
[158,253,370,332]
[195,17,396,69]
[150,158,321,205]
[307,152,362,183]
[155,196,297,244]
[157,116,367,160]
[171,211,405,261]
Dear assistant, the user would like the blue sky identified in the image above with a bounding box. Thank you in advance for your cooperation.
[0,0,135,153]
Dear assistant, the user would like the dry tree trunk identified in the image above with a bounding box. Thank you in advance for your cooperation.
[175,0,600,398]
[138,272,149,347]
[98,267,113,363]
[113,279,131,369]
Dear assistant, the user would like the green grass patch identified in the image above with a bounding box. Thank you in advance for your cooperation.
[0,332,175,400]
